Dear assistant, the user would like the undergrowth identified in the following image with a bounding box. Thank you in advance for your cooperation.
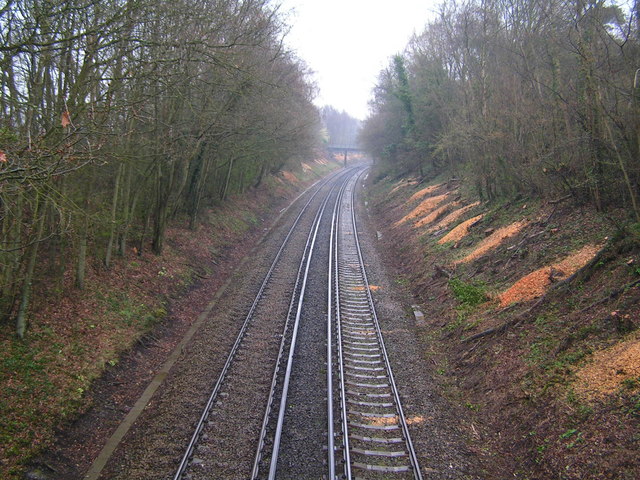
[0,158,341,479]
[449,278,488,307]
[370,168,640,479]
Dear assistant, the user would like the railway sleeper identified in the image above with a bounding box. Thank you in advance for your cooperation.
[350,434,404,444]
[351,448,408,458]
[347,399,393,407]
[342,326,376,332]
[344,359,383,367]
[342,338,378,346]
[349,421,400,431]
[344,365,384,372]
[349,411,396,419]
[345,372,388,380]
[351,462,412,473]
[346,380,390,388]
[343,331,377,338]
[346,390,392,398]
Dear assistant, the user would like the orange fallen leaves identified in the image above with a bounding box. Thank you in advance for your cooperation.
[574,334,640,399]
[407,183,444,203]
[366,415,399,426]
[390,179,419,195]
[350,285,381,291]
[405,415,426,425]
[280,171,299,184]
[61,110,71,128]
[414,202,460,229]
[396,193,451,226]
[430,202,481,233]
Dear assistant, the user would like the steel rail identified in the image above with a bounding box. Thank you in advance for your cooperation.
[249,173,346,479]
[173,169,347,480]
[249,168,361,480]
[330,168,358,480]
[332,169,423,479]
[325,169,353,480]
[265,172,347,480]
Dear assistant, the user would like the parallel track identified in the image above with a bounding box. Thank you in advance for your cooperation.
[250,171,352,479]
[331,171,422,479]
[249,183,336,479]
[173,168,355,480]
[174,166,421,479]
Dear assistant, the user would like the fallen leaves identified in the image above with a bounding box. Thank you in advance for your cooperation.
[407,183,444,203]
[396,193,451,226]
[430,202,481,233]
[414,202,460,229]
[61,110,71,128]
[455,221,528,264]
[350,285,381,291]
[389,179,419,195]
[280,170,299,184]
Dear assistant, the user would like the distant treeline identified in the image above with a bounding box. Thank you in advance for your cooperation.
[320,106,361,148]
[0,0,322,336]
[361,0,640,219]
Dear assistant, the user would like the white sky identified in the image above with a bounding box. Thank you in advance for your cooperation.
[278,0,439,120]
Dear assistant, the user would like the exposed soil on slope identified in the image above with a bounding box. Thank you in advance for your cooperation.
[366,172,640,480]
[27,221,260,479]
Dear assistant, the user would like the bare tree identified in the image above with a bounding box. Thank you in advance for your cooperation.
[0,0,322,336]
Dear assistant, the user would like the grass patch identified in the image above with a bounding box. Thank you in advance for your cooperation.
[0,290,169,478]
[449,278,488,307]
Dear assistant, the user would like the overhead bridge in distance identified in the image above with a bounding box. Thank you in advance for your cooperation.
[327,145,364,166]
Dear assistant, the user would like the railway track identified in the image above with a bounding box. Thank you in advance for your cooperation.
[173,167,354,479]
[173,166,421,479]
[331,171,422,479]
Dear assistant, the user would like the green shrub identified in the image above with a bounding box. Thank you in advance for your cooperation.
[449,278,488,307]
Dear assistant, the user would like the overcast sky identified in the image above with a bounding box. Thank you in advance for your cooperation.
[278,0,439,120]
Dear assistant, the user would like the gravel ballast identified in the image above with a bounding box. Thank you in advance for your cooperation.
[38,166,489,480]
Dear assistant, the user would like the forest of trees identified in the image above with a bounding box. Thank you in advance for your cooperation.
[320,105,361,148]
[0,0,322,337]
[360,0,640,220]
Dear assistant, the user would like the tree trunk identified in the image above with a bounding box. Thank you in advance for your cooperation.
[16,196,47,338]
[118,162,131,257]
[152,161,174,255]
[76,214,88,290]
[220,157,235,201]
[139,203,153,256]
[76,179,92,290]
[105,162,123,268]
[189,154,213,230]
[1,191,22,321]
